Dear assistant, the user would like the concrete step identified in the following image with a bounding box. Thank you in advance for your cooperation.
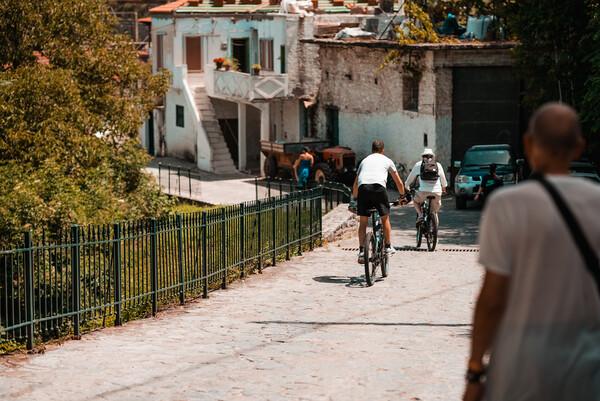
[212,153,234,162]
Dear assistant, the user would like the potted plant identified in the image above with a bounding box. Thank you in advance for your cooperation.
[222,59,231,71]
[252,64,262,75]
[213,57,224,69]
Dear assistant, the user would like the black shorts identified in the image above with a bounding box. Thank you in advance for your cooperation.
[357,184,390,217]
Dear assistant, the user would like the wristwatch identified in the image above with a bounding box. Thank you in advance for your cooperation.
[466,361,486,383]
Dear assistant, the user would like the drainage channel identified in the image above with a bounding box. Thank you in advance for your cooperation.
[341,247,479,253]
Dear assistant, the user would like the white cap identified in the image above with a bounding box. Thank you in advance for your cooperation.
[421,148,435,157]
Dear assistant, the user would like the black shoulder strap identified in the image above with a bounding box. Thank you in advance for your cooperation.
[531,174,600,296]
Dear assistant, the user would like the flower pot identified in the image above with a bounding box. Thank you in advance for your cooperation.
[224,64,230,71]
[213,0,224,6]
[253,68,261,76]
[216,61,223,69]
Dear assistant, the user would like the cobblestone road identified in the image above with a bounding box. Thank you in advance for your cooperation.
[0,199,484,401]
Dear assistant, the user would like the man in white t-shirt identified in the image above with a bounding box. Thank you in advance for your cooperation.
[405,148,447,227]
[352,140,407,263]
[463,103,600,401]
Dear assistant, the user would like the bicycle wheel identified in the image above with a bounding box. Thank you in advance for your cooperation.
[426,213,438,252]
[416,227,422,248]
[364,232,377,286]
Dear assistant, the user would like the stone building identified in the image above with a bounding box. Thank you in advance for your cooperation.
[304,40,521,178]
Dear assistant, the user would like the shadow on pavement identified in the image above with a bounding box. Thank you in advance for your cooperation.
[391,194,482,248]
[251,320,472,328]
[312,275,381,288]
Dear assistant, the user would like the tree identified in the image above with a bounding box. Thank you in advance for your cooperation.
[0,0,172,243]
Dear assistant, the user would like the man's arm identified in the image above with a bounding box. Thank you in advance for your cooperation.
[405,163,418,189]
[438,163,448,193]
[352,174,359,199]
[391,171,405,197]
[463,270,510,401]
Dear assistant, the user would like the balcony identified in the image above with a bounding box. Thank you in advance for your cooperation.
[204,66,289,102]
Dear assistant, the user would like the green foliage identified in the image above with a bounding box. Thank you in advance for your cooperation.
[0,0,173,244]
[379,0,449,73]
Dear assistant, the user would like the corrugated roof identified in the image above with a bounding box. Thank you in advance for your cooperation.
[149,0,395,14]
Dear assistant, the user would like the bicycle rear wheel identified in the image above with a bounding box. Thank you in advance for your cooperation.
[381,247,389,277]
[416,227,422,248]
[426,214,438,252]
[364,232,377,286]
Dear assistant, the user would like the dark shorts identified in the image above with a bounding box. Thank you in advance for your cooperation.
[357,184,390,217]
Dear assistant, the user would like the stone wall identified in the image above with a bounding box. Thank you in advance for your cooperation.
[307,41,515,177]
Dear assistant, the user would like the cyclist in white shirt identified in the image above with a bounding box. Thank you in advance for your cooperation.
[352,140,407,264]
[405,148,448,227]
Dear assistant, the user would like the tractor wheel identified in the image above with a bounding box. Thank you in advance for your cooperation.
[313,163,335,184]
[264,157,278,178]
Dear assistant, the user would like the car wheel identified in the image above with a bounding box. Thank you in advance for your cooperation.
[455,196,467,210]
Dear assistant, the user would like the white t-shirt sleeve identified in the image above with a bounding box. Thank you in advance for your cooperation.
[387,157,397,173]
[478,197,512,277]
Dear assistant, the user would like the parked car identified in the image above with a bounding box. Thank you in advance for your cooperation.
[453,144,522,209]
[570,159,600,183]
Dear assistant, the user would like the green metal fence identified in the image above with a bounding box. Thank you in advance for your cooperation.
[0,188,322,350]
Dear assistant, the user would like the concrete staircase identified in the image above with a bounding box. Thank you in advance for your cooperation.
[193,87,237,174]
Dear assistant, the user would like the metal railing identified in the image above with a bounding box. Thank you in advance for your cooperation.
[157,162,200,198]
[255,177,352,213]
[0,188,322,350]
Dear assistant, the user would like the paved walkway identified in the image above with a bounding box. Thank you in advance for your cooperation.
[146,157,265,205]
[0,201,483,401]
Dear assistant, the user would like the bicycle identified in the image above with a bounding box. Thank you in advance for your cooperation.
[415,194,438,252]
[363,201,399,286]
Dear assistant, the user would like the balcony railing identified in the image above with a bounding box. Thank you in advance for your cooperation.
[204,66,289,102]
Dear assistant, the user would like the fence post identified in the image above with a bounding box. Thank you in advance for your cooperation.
[267,181,271,198]
[188,168,192,197]
[221,207,227,289]
[168,164,171,194]
[319,187,323,240]
[158,162,162,188]
[150,218,158,315]
[298,194,302,256]
[257,200,262,273]
[286,196,290,260]
[309,190,314,250]
[23,232,34,350]
[177,166,181,195]
[71,225,81,338]
[177,214,185,304]
[271,197,276,266]
[113,223,122,326]
[202,211,208,298]
[279,178,282,197]
[255,176,258,200]
[240,203,245,278]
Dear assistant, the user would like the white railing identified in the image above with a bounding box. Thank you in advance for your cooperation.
[204,65,289,102]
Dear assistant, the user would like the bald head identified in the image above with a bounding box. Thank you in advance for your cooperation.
[528,102,582,158]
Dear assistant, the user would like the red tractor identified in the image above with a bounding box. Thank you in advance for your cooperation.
[260,140,357,185]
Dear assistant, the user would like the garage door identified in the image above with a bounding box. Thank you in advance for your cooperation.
[452,67,521,166]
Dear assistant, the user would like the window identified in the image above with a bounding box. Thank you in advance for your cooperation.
[403,75,419,112]
[260,39,274,71]
[280,45,286,73]
[155,34,164,71]
[176,105,184,127]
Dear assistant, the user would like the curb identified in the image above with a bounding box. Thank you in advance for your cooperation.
[321,203,357,243]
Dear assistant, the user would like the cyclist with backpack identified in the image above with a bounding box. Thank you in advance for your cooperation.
[405,148,448,227]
